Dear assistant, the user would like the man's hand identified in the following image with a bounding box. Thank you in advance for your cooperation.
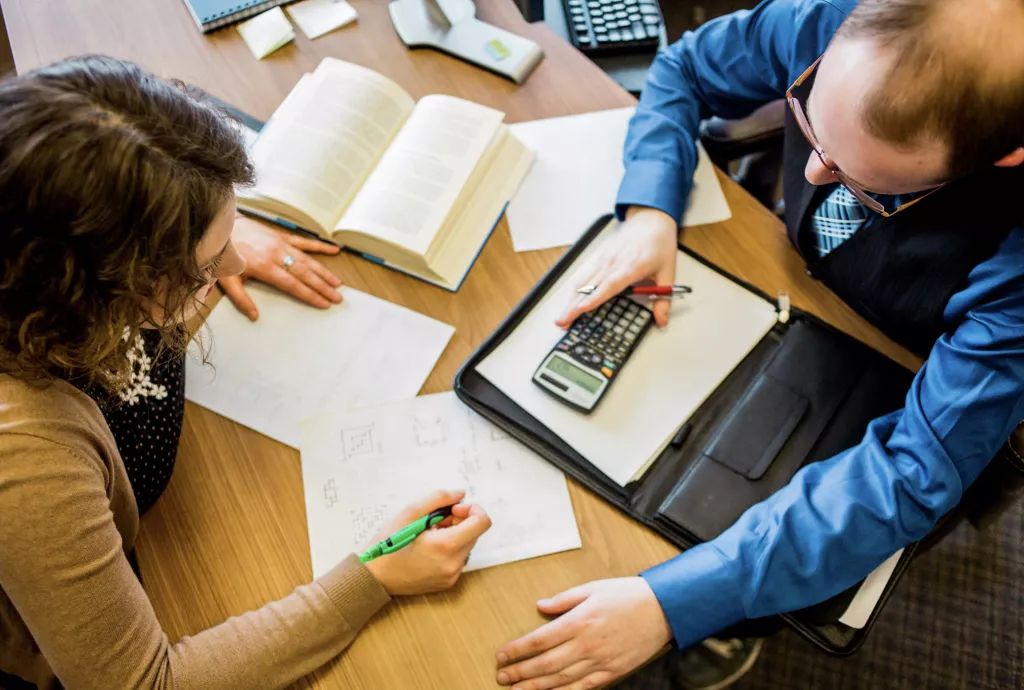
[364,489,492,596]
[496,577,672,690]
[220,215,343,320]
[557,207,679,329]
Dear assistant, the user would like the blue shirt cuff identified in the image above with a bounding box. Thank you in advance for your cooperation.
[615,159,691,224]
[640,542,748,649]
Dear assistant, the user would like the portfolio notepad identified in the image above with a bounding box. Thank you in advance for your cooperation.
[454,215,920,655]
[182,0,298,33]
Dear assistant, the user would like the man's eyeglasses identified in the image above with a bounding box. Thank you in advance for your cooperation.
[786,55,943,217]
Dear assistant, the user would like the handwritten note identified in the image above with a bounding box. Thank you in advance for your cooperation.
[299,392,581,577]
[185,284,454,448]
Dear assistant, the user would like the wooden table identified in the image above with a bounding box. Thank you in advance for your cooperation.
[1,1,920,687]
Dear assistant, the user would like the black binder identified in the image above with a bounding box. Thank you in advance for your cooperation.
[454,215,919,655]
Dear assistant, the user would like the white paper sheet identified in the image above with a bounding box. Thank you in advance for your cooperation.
[506,107,732,253]
[236,7,295,59]
[299,392,581,578]
[185,284,454,448]
[838,549,904,629]
[476,222,779,485]
[286,0,358,39]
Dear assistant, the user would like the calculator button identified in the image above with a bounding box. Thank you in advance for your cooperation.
[637,312,651,323]
[601,366,614,377]
[624,332,636,342]
[613,325,625,335]
[590,354,603,365]
[628,322,641,333]
[603,360,616,369]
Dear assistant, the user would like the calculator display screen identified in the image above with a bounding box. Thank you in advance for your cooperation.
[546,356,603,393]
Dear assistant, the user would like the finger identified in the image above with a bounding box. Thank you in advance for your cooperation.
[510,661,597,690]
[497,644,589,688]
[293,257,343,303]
[557,270,633,327]
[397,489,466,524]
[651,259,677,327]
[218,275,258,321]
[450,503,474,520]
[537,585,592,616]
[305,255,344,289]
[438,505,492,547]
[279,231,342,255]
[268,266,333,309]
[497,617,578,665]
[556,263,604,328]
[561,671,615,690]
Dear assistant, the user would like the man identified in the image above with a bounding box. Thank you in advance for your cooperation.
[494,0,1024,688]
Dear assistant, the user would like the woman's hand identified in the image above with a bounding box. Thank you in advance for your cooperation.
[220,215,344,320]
[364,489,492,596]
[557,207,679,329]
[496,577,672,690]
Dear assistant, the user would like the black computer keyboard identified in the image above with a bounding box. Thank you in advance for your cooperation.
[562,0,663,55]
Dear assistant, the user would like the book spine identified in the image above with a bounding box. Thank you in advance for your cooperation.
[201,0,294,32]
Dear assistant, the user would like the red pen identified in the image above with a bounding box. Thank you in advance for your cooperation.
[577,284,693,297]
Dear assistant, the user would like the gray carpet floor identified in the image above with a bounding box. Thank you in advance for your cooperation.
[618,500,1024,690]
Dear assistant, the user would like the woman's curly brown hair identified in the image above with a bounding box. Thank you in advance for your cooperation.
[0,55,255,392]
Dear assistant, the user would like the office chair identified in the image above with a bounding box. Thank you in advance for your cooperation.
[698,100,787,218]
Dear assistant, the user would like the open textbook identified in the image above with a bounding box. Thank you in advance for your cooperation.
[299,392,581,578]
[237,58,534,290]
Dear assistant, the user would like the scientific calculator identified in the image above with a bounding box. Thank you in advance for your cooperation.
[533,293,654,413]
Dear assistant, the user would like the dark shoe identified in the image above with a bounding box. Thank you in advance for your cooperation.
[671,637,763,690]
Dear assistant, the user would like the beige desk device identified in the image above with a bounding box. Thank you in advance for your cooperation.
[389,0,544,84]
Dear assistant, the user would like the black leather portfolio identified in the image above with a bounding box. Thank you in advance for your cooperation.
[454,214,919,655]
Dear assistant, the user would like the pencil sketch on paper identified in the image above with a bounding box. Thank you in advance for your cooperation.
[323,478,339,509]
[350,505,390,545]
[340,424,376,461]
[413,415,448,447]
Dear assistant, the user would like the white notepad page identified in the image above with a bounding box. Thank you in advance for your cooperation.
[185,284,454,448]
[506,107,732,253]
[476,223,779,485]
[839,549,904,629]
[299,392,581,578]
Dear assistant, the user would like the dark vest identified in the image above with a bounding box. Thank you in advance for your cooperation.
[782,77,1024,356]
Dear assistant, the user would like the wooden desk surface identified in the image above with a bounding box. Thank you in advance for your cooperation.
[0,1,920,688]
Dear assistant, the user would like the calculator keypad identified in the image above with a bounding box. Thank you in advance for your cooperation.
[557,294,652,378]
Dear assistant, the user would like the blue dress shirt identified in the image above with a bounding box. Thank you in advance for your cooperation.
[621,0,1024,648]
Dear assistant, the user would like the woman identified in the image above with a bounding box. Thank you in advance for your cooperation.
[0,56,490,689]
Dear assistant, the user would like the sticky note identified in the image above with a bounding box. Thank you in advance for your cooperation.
[237,7,295,59]
[286,0,358,39]
[485,39,511,61]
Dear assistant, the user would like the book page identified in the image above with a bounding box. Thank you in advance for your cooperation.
[247,61,416,232]
[335,94,505,255]
[299,392,581,579]
[476,221,779,486]
[184,284,454,448]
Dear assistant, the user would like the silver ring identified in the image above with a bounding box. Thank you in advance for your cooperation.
[282,254,296,271]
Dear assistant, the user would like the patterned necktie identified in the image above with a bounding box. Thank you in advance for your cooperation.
[811,185,870,257]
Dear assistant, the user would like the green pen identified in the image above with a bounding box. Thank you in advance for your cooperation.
[358,505,455,563]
